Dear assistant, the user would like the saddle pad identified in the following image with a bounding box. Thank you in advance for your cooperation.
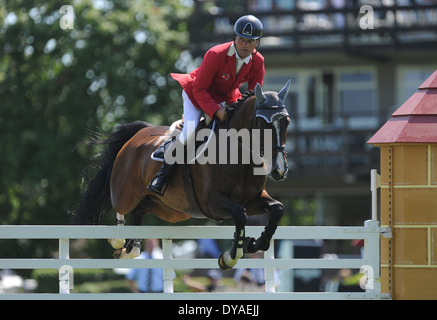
[151,119,183,162]
[151,118,216,163]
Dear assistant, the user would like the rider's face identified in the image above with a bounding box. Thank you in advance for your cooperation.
[234,36,259,58]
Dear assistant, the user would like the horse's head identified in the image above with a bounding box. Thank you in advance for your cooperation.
[254,80,291,181]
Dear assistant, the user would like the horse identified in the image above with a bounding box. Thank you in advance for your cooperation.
[72,80,291,270]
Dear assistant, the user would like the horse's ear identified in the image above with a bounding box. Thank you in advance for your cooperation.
[278,79,291,101]
[255,83,267,105]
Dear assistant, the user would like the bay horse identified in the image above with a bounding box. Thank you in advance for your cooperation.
[72,80,291,270]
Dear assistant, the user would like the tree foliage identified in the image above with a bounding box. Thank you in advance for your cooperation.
[0,0,193,232]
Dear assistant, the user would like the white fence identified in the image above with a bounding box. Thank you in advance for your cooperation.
[0,221,390,300]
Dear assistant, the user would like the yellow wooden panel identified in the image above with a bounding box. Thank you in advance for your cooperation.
[381,235,390,264]
[380,147,392,186]
[393,145,428,186]
[392,268,437,300]
[432,145,437,185]
[393,189,437,225]
[393,228,428,265]
[432,228,437,265]
[380,188,390,226]
[380,266,390,294]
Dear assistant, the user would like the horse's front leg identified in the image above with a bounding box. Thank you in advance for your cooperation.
[244,191,284,254]
[218,204,247,271]
[208,193,247,270]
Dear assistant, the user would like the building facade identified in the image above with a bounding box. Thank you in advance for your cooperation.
[188,0,437,226]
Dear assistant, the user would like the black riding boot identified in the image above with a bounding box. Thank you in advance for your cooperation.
[148,137,185,195]
[148,160,174,195]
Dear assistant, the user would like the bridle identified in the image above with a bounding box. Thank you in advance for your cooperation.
[253,114,288,160]
[251,98,289,160]
[223,94,288,161]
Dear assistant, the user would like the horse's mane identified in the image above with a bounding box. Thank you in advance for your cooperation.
[230,90,255,109]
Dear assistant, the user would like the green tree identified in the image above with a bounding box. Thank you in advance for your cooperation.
[0,1,193,259]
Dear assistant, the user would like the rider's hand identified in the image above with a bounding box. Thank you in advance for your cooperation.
[214,108,228,122]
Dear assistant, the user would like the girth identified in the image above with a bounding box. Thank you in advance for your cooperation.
[181,163,208,219]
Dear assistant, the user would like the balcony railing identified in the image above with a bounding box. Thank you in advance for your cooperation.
[285,127,379,178]
[189,1,437,54]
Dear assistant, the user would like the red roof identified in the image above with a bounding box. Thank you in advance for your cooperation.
[368,69,437,144]
[419,69,437,90]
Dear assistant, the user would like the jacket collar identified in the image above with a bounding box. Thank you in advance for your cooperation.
[227,43,252,65]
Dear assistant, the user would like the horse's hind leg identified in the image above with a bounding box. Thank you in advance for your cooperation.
[113,211,143,259]
[108,213,126,250]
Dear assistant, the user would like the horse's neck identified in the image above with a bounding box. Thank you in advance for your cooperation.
[229,97,255,131]
[205,97,265,190]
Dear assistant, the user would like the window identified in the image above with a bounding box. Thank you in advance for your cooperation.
[397,67,435,106]
[337,71,377,118]
[264,68,378,131]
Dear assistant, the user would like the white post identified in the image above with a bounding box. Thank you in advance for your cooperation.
[370,169,381,221]
[264,239,275,293]
[162,239,174,293]
[59,238,71,294]
[369,169,382,294]
[363,220,381,294]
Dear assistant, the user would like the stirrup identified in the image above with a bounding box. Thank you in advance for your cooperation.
[148,175,168,196]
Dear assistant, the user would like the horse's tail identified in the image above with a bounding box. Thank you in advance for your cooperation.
[71,121,151,225]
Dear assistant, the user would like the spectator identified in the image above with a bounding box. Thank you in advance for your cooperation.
[126,239,163,293]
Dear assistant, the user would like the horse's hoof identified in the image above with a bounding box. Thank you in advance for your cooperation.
[218,249,244,271]
[113,247,140,259]
[108,238,125,249]
[120,247,141,259]
[218,252,232,271]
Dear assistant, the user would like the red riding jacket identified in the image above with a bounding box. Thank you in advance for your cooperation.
[170,41,265,119]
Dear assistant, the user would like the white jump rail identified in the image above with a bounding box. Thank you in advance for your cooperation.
[0,220,390,300]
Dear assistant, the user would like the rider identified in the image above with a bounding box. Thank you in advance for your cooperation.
[148,15,265,195]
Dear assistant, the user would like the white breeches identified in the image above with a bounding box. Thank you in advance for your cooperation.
[179,90,203,145]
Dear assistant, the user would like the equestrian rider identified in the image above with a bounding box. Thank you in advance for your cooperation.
[149,15,265,194]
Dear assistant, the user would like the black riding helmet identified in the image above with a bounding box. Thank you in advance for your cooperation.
[234,15,263,40]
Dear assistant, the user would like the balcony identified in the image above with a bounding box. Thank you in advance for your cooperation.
[263,126,379,196]
[189,1,437,55]
[286,126,379,179]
